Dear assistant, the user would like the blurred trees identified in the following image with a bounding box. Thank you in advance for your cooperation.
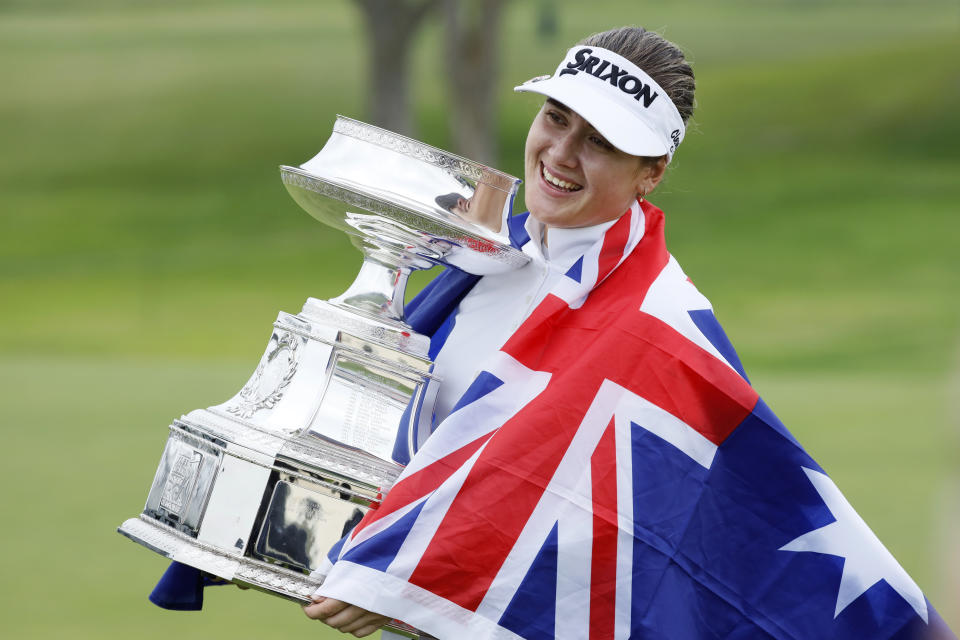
[354,0,441,136]
[354,0,507,163]
[442,0,506,164]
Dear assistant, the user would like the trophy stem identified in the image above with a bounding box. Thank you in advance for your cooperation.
[329,257,411,324]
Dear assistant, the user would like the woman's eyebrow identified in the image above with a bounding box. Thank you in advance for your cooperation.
[545,98,571,113]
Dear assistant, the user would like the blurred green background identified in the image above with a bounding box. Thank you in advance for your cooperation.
[1,0,957,637]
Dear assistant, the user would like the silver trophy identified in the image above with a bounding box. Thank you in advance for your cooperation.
[118,116,527,633]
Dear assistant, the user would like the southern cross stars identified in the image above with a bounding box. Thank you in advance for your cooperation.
[779,467,927,623]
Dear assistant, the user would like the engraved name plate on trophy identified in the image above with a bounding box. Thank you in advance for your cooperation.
[118,117,527,635]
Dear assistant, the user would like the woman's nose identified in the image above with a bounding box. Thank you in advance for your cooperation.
[549,132,580,168]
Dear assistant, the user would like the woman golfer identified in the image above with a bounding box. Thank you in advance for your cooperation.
[303,24,942,640]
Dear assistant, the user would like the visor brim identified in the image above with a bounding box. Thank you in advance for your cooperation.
[515,78,669,158]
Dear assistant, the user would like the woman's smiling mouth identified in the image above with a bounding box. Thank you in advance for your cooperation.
[541,162,583,192]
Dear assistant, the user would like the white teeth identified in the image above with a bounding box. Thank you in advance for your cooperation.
[542,165,581,191]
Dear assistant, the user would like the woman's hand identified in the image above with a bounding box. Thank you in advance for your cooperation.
[303,596,391,638]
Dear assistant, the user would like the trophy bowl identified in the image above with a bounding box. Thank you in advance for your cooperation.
[281,115,528,324]
[118,117,528,634]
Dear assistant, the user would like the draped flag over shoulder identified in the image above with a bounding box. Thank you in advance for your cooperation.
[315,200,953,640]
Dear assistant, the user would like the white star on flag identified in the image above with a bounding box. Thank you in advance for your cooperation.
[779,467,927,622]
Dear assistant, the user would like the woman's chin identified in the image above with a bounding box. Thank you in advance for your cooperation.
[527,207,572,229]
[526,191,577,227]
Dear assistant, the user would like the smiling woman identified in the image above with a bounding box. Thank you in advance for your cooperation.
[516,27,692,231]
[303,25,953,640]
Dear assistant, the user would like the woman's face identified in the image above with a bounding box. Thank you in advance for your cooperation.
[523,100,664,229]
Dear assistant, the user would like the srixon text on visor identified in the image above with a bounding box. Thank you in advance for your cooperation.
[559,48,659,108]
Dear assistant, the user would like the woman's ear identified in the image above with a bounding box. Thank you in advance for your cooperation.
[637,155,668,196]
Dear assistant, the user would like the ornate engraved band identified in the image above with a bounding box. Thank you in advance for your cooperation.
[120,515,321,601]
[280,168,529,270]
[170,422,381,501]
[294,303,429,356]
[274,316,437,382]
[282,168,456,235]
[187,409,402,489]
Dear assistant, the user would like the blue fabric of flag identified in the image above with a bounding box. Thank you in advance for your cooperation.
[449,371,504,415]
[621,397,940,639]
[688,308,750,382]
[148,561,229,611]
[340,500,427,572]
[565,256,583,283]
[499,523,559,640]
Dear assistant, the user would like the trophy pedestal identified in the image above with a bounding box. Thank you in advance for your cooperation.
[119,299,433,630]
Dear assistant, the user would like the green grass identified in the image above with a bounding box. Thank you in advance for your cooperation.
[1,0,958,636]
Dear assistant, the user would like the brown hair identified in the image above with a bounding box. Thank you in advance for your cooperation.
[579,27,695,124]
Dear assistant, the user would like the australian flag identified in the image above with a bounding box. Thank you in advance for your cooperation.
[315,200,953,639]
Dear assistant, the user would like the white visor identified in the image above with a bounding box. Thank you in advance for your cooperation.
[515,46,685,160]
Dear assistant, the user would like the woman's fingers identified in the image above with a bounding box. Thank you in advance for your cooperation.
[303,598,391,637]
[322,604,368,628]
[302,596,348,620]
[337,611,391,635]
[351,619,392,638]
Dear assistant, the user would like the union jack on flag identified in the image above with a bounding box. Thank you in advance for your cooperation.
[317,201,953,639]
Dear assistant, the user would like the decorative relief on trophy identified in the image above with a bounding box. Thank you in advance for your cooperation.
[117,116,528,633]
[226,330,301,419]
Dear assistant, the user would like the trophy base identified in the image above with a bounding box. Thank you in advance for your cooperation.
[119,516,420,638]
[119,515,320,601]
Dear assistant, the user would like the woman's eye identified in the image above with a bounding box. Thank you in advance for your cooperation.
[590,135,613,150]
[546,110,565,125]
